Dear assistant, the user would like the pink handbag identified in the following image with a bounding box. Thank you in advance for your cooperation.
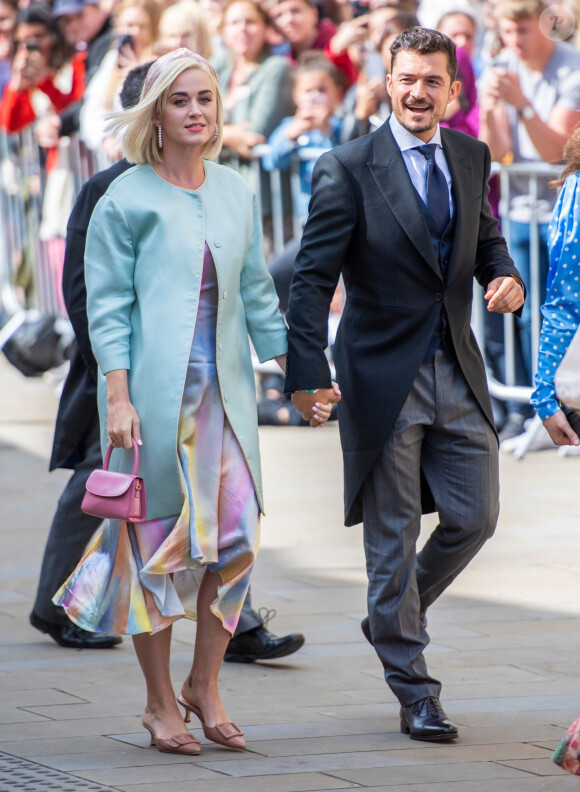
[81,437,147,523]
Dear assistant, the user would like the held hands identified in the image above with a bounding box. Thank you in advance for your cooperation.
[543,410,580,447]
[485,276,524,313]
[291,382,341,427]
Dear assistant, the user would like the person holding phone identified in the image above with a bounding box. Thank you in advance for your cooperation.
[341,11,417,141]
[79,0,161,156]
[262,54,345,313]
[264,53,345,222]
[0,2,84,132]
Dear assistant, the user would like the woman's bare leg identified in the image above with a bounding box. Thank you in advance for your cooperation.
[133,626,188,738]
[180,568,232,726]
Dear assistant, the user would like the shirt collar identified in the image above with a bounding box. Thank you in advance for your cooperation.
[389,113,442,152]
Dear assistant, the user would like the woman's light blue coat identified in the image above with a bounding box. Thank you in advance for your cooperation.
[85,161,288,519]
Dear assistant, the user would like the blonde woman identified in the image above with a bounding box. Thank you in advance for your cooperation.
[55,49,333,755]
[158,0,212,59]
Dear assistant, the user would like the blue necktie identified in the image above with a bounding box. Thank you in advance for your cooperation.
[415,144,451,233]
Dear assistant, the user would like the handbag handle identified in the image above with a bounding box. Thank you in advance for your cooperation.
[102,437,140,475]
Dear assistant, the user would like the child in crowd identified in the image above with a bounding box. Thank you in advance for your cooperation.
[262,52,345,222]
[258,55,345,426]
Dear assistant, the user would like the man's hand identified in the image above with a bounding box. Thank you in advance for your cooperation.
[486,67,526,110]
[485,276,524,313]
[543,409,580,447]
[34,113,61,148]
[292,382,341,427]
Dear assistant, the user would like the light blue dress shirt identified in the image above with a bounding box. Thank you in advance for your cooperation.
[389,114,454,219]
[531,171,580,420]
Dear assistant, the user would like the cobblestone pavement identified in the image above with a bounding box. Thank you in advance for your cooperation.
[1,356,580,792]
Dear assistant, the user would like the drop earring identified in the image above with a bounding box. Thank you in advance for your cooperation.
[157,124,163,149]
[212,124,219,143]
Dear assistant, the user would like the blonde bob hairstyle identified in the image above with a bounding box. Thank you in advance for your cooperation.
[106,54,223,165]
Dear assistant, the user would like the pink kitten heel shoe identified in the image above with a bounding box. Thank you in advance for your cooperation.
[142,719,201,756]
[177,695,246,750]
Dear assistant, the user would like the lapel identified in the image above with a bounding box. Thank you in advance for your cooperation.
[367,120,440,279]
[440,127,471,285]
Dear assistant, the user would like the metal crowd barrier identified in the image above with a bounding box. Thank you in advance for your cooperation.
[471,161,561,458]
[0,128,104,321]
[0,130,562,455]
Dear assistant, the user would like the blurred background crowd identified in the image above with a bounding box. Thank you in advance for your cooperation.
[0,0,579,436]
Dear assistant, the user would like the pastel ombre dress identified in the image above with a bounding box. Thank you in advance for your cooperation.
[54,245,259,635]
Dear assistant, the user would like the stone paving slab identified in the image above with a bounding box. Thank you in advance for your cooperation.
[497,758,565,777]
[195,743,551,778]
[340,773,578,792]
[113,772,355,792]
[318,781,580,792]
[327,759,534,786]
[76,762,225,786]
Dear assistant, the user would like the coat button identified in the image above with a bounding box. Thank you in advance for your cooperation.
[434,293,442,302]
[223,394,228,402]
[223,290,227,299]
[215,240,222,247]
[218,343,222,351]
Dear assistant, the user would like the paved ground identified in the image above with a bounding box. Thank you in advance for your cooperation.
[1,355,580,792]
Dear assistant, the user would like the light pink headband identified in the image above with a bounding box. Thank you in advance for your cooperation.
[144,48,218,95]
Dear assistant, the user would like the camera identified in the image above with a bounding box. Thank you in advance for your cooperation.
[352,0,369,17]
[117,33,134,54]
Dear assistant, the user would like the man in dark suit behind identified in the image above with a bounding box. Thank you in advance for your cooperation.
[286,27,525,741]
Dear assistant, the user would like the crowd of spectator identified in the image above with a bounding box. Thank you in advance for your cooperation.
[1,0,580,435]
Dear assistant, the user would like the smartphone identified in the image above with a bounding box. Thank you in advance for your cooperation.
[365,52,385,81]
[352,0,369,17]
[118,33,134,54]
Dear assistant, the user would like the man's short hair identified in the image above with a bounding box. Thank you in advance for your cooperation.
[494,0,547,22]
[120,62,154,110]
[390,26,457,82]
[268,0,317,8]
[436,9,478,33]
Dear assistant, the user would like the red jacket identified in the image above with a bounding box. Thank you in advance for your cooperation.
[289,18,358,87]
[0,51,86,133]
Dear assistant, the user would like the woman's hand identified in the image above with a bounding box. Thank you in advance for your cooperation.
[330,16,369,54]
[222,122,266,158]
[11,45,48,92]
[105,369,142,449]
[34,113,61,148]
[101,135,123,162]
[354,76,383,122]
[543,409,580,447]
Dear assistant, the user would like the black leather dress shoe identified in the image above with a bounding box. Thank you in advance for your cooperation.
[400,696,458,742]
[29,611,122,649]
[224,625,305,663]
